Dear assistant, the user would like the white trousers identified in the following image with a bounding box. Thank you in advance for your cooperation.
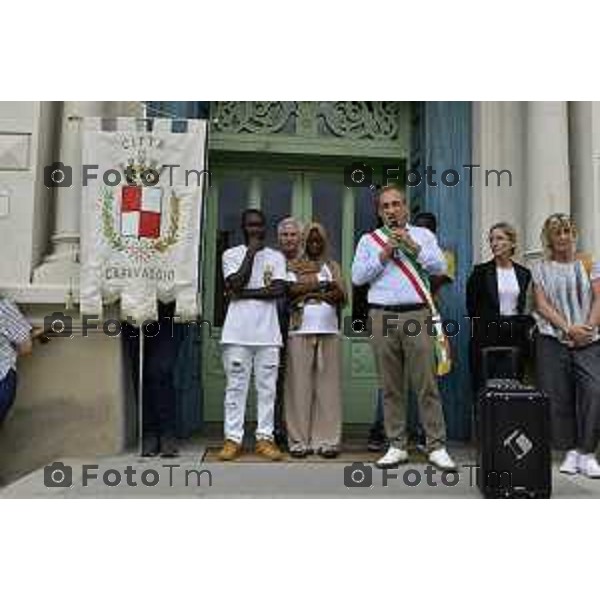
[222,344,280,444]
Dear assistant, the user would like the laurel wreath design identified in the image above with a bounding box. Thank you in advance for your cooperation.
[101,187,126,251]
[100,186,180,261]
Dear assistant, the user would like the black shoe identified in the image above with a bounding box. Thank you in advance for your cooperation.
[318,448,339,459]
[368,430,387,452]
[160,437,180,458]
[289,448,308,459]
[367,422,386,452]
[274,431,288,452]
[141,435,160,457]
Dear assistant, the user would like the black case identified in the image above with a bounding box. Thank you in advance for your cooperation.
[480,346,520,383]
[477,379,552,498]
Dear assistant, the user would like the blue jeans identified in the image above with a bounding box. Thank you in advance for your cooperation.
[0,369,17,425]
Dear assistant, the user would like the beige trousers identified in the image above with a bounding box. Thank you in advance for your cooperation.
[370,308,446,451]
[284,334,342,451]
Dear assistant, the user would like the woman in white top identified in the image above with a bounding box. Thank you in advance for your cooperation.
[284,223,347,458]
[466,223,533,389]
[532,214,600,478]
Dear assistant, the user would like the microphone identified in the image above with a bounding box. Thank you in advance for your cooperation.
[387,219,400,258]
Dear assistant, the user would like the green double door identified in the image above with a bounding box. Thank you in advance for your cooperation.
[201,158,390,423]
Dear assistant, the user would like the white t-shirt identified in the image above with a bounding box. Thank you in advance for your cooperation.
[496,266,520,316]
[221,245,286,346]
[287,264,339,335]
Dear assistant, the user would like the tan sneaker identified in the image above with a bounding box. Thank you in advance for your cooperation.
[255,439,283,461]
[218,439,242,461]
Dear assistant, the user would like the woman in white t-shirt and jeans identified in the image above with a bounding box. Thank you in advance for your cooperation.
[285,223,347,458]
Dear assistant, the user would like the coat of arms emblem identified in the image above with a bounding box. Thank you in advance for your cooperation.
[99,159,180,261]
[120,184,163,239]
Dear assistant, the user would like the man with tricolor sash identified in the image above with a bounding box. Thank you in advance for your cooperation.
[351,184,457,471]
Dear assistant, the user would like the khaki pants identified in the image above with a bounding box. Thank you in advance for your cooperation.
[370,308,446,451]
[284,334,342,452]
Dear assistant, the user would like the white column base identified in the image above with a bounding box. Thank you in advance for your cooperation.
[32,234,79,305]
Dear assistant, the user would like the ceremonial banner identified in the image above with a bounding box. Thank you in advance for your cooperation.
[80,117,207,322]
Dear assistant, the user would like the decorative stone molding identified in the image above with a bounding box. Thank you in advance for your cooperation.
[0,132,31,170]
[318,101,400,140]
[211,101,402,140]
[212,101,297,135]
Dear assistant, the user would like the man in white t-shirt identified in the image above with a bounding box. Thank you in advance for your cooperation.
[218,208,287,461]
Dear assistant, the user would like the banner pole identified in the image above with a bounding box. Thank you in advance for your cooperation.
[138,325,144,455]
[195,118,211,319]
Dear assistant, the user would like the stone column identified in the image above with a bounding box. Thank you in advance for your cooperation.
[569,101,600,259]
[33,101,143,294]
[524,101,571,259]
[471,102,525,263]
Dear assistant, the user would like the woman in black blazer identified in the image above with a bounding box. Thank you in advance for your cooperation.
[466,222,533,389]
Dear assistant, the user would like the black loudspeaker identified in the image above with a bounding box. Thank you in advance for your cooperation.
[480,346,520,383]
[477,379,551,499]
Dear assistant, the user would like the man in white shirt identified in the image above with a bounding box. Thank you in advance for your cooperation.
[351,185,457,471]
[219,209,287,461]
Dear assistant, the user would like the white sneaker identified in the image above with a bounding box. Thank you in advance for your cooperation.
[428,447,457,472]
[559,449,580,475]
[375,446,409,469]
[579,454,600,478]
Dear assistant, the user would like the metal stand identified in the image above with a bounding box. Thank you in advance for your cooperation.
[138,326,145,456]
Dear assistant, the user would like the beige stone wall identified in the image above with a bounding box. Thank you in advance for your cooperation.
[0,330,131,485]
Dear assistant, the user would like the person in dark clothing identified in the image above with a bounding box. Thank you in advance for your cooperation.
[466,222,533,390]
[122,301,181,457]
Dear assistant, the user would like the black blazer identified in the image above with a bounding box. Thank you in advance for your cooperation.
[466,259,531,322]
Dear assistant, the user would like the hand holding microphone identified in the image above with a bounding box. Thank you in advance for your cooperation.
[389,220,421,256]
